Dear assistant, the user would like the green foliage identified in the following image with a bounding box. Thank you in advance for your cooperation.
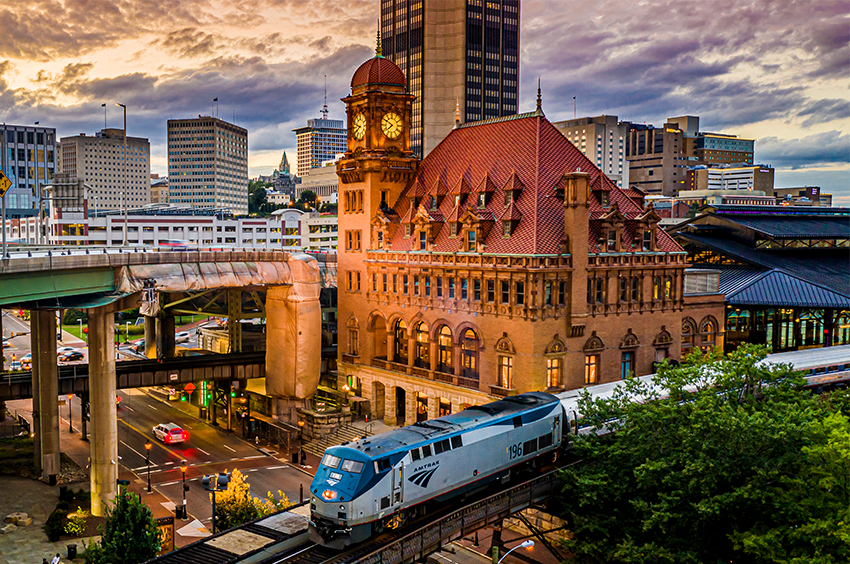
[86,490,161,564]
[298,190,317,204]
[64,506,89,536]
[43,508,65,542]
[82,539,106,564]
[63,309,88,324]
[249,187,268,214]
[213,469,291,531]
[557,344,850,564]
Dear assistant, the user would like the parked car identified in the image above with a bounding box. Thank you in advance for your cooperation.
[153,423,188,444]
[60,351,84,362]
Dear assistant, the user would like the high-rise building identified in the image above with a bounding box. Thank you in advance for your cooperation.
[167,116,248,214]
[381,0,520,157]
[293,119,346,174]
[59,128,150,214]
[552,116,630,188]
[0,124,57,218]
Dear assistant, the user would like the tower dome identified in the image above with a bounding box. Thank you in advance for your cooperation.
[350,56,407,89]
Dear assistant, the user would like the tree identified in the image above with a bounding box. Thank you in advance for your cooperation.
[249,188,268,215]
[85,490,161,564]
[214,469,291,531]
[556,344,850,564]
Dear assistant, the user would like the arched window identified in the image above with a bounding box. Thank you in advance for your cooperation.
[393,319,408,364]
[461,329,479,380]
[699,317,717,352]
[682,318,697,357]
[437,326,453,373]
[414,322,429,369]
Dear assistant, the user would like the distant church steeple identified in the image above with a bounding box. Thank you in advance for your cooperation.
[279,152,290,174]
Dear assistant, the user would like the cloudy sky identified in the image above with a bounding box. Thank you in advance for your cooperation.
[1,0,847,201]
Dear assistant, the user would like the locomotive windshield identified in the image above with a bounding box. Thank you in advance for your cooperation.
[341,460,364,473]
[322,453,341,468]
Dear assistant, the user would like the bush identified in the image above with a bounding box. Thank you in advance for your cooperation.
[83,539,106,564]
[63,309,88,325]
[43,508,65,542]
[59,485,74,504]
[64,506,89,537]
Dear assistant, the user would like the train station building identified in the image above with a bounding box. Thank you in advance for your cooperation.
[334,50,725,425]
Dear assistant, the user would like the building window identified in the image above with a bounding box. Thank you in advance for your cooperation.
[467,229,476,251]
[419,230,427,250]
[607,229,617,251]
[499,355,513,388]
[516,281,525,305]
[664,276,674,299]
[436,277,443,298]
[699,317,717,351]
[349,329,359,356]
[461,329,479,380]
[621,351,634,379]
[619,277,628,302]
[502,220,511,237]
[642,229,653,251]
[448,277,455,299]
[501,280,510,303]
[450,223,458,237]
[682,318,697,357]
[588,278,604,304]
[437,326,453,373]
[413,275,420,295]
[377,231,384,249]
[631,277,641,302]
[393,320,408,364]
[425,276,431,297]
[405,224,412,237]
[487,280,495,302]
[403,275,409,294]
[559,281,567,305]
[461,279,468,300]
[382,274,388,293]
[473,279,481,301]
[584,355,599,384]
[392,274,398,293]
[547,357,562,388]
[414,322,429,369]
[372,273,378,292]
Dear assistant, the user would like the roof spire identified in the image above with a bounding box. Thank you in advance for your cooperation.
[376,20,383,57]
[454,99,461,128]
[535,77,543,116]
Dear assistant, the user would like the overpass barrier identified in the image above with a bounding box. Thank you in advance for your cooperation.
[0,352,265,400]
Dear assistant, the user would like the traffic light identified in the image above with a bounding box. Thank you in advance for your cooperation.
[183,483,190,492]
[180,392,188,402]
[230,387,236,398]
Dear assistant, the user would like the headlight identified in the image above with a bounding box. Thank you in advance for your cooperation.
[339,504,345,510]
[322,489,337,500]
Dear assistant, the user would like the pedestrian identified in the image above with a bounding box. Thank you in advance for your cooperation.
[51,554,60,564]
[42,558,48,564]
[300,448,307,466]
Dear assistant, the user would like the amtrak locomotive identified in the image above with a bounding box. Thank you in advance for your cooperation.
[309,392,565,548]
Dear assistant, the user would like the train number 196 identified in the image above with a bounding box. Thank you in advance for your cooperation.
[507,443,523,459]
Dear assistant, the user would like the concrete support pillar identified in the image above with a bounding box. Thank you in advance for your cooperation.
[427,396,439,419]
[144,316,156,359]
[33,310,60,484]
[227,289,242,353]
[156,315,175,359]
[384,387,397,426]
[406,390,417,426]
[30,312,41,475]
[88,308,118,517]
[265,285,321,399]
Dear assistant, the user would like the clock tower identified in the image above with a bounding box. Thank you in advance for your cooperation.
[337,40,419,369]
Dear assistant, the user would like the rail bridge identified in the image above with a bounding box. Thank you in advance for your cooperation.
[0,247,323,515]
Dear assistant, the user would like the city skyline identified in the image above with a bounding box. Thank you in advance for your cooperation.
[0,0,846,202]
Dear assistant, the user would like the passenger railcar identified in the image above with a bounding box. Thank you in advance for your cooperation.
[309,392,564,548]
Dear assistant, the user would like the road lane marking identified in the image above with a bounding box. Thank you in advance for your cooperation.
[165,462,174,465]
[263,466,288,471]
[120,440,148,461]
[123,405,134,412]
[197,448,210,456]
[243,455,265,460]
[146,404,158,410]
[223,445,236,453]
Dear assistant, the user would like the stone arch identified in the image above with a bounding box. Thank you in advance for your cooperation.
[545,335,567,354]
[699,315,718,349]
[367,311,387,359]
[412,319,430,369]
[347,314,360,329]
[366,310,386,331]
[429,318,453,341]
[682,317,698,356]
[495,332,516,355]
[386,312,407,331]
[620,329,640,349]
[435,324,454,374]
[459,327,481,380]
[583,332,605,353]
[455,320,484,349]
[653,325,674,347]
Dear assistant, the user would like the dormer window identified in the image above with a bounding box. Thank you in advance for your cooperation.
[405,224,412,237]
[502,220,512,237]
[642,229,653,251]
[504,192,512,207]
[419,230,427,250]
[478,192,486,208]
[601,192,610,207]
[430,196,438,210]
[454,195,461,207]
[607,229,617,252]
[410,196,419,209]
[451,222,459,237]
[377,231,384,249]
[466,229,476,251]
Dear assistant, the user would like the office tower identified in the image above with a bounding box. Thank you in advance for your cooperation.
[381,0,520,157]
[553,116,630,188]
[167,116,248,214]
[292,118,346,174]
[0,124,57,218]
[59,129,150,214]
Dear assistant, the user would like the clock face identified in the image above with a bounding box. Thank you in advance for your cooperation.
[352,113,366,141]
[381,112,403,139]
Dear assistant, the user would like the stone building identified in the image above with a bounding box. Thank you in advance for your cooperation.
[335,51,725,425]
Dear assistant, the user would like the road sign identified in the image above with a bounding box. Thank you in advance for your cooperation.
[184,382,196,393]
[0,172,11,197]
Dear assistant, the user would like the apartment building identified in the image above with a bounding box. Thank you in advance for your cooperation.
[292,119,346,173]
[552,115,630,188]
[0,124,58,218]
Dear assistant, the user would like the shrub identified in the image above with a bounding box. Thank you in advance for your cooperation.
[43,508,65,542]
[64,506,89,537]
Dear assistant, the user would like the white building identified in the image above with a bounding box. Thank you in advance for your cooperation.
[552,115,630,188]
[300,213,338,251]
[292,118,346,174]
[167,116,248,215]
[59,129,150,213]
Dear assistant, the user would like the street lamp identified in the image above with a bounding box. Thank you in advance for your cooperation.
[67,394,73,433]
[125,321,130,343]
[144,442,152,493]
[498,540,534,564]
[78,319,83,344]
[180,461,188,520]
[115,102,128,246]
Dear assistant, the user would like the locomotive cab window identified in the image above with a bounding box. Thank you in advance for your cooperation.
[322,454,341,469]
[375,458,392,472]
[411,449,421,461]
[539,433,553,449]
[341,460,364,473]
[422,445,432,458]
[513,416,523,428]
[451,436,463,449]
[434,439,451,454]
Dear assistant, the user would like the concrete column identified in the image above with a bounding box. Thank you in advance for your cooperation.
[427,395,439,420]
[384,387,397,426]
[33,310,60,484]
[30,312,42,475]
[406,390,417,426]
[265,285,321,399]
[143,316,156,359]
[156,315,175,359]
[88,307,118,517]
[227,289,242,353]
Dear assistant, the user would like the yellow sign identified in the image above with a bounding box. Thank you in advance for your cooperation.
[0,172,11,197]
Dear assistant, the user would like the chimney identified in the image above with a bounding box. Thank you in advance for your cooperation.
[562,170,591,336]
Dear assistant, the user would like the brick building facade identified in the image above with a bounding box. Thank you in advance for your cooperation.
[336,52,724,425]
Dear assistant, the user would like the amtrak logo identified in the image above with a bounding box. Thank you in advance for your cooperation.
[408,468,438,488]
[326,478,339,487]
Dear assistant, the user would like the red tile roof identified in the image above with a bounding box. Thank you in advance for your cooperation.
[351,56,407,89]
[385,113,682,255]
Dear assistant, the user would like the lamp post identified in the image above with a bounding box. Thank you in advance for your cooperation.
[144,441,152,493]
[497,539,534,564]
[125,321,130,343]
[78,319,83,343]
[115,102,128,246]
[180,461,188,520]
[67,394,73,433]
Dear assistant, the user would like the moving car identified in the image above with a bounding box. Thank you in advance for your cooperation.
[9,361,22,371]
[60,351,84,362]
[57,346,77,356]
[175,331,191,344]
[153,423,188,444]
